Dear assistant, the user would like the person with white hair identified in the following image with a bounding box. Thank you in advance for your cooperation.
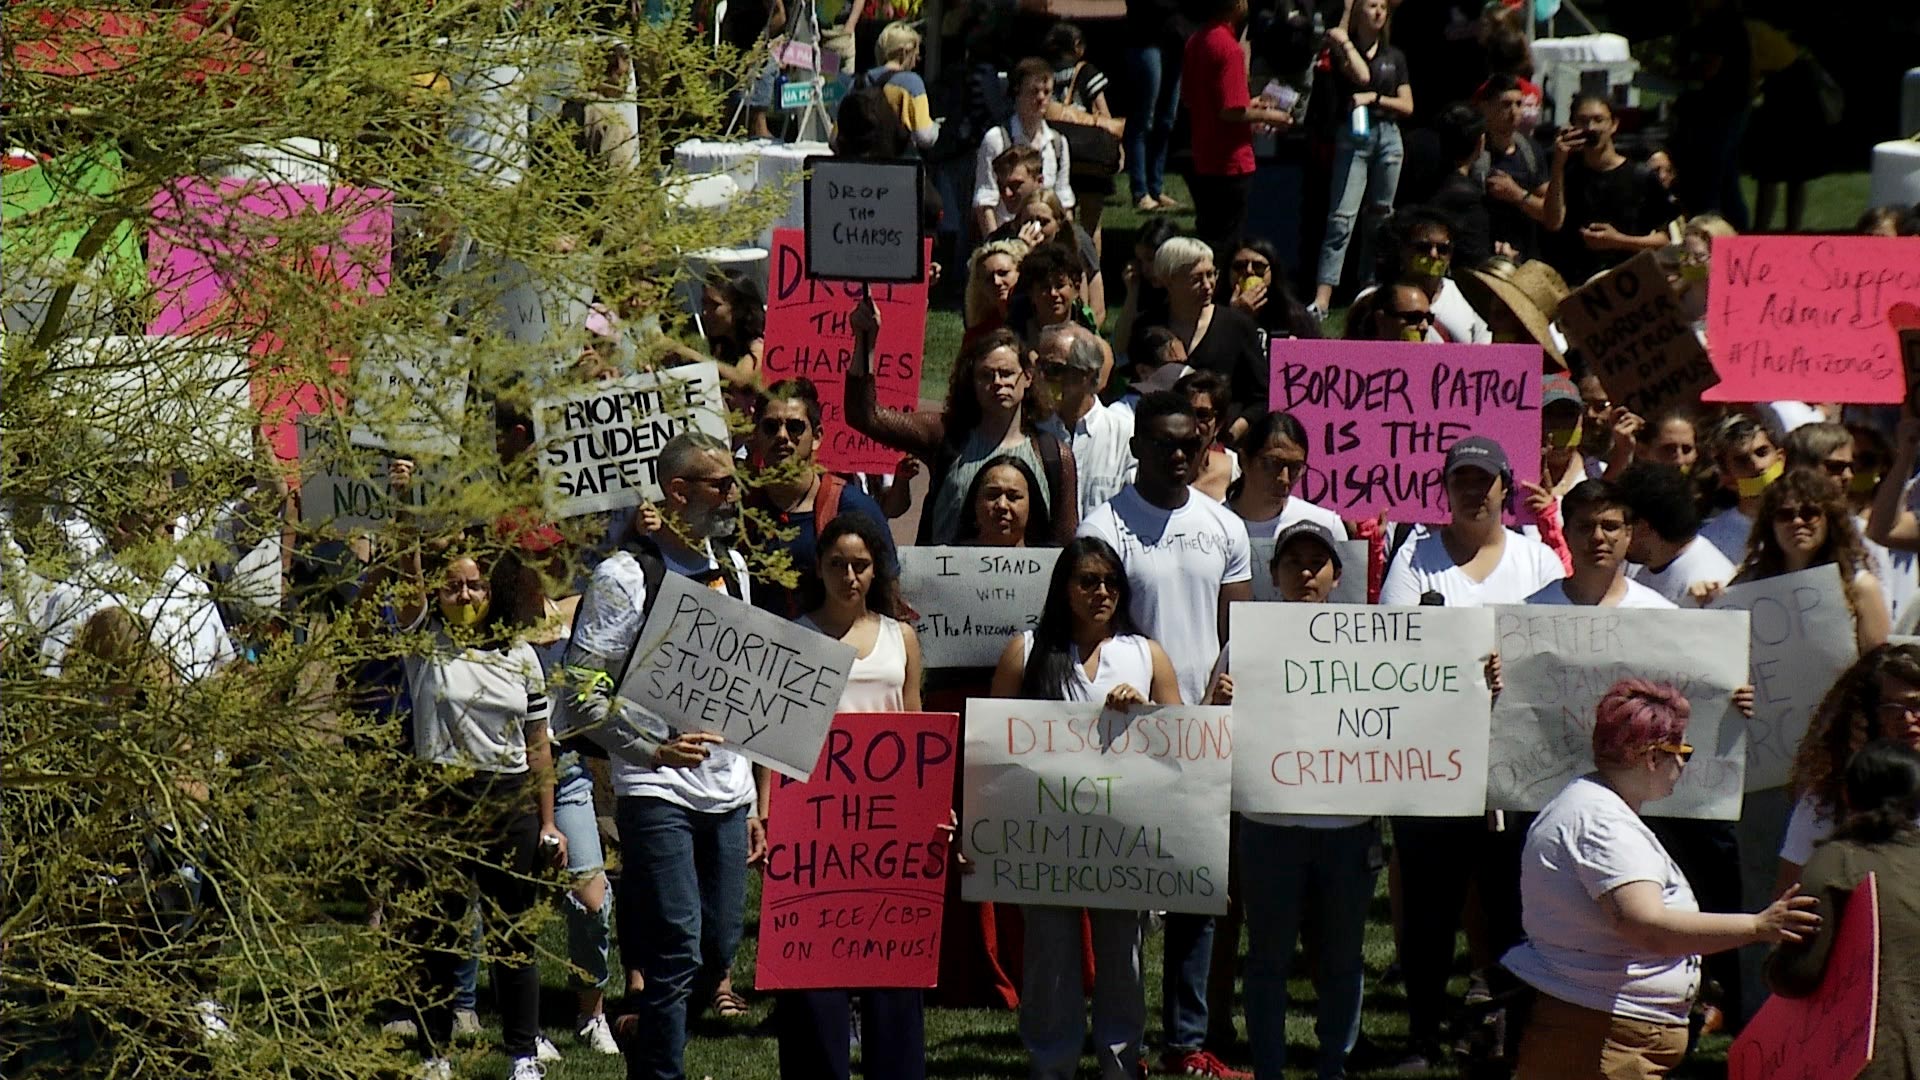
[1038,322,1134,520]
[1148,236,1266,445]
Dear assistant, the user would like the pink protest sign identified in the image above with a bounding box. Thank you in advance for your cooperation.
[756,712,959,990]
[1729,872,1879,1080]
[763,228,928,474]
[1268,340,1542,523]
[1705,236,1920,404]
[148,178,393,459]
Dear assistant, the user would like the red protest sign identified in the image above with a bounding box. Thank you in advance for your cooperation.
[1729,872,1879,1080]
[756,712,959,990]
[1705,236,1920,405]
[763,228,929,474]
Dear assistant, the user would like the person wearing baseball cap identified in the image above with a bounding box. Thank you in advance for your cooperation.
[1203,519,1374,1080]
[1379,433,1563,1066]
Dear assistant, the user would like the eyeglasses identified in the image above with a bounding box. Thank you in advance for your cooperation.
[1390,308,1435,325]
[1230,257,1270,274]
[1072,573,1123,593]
[689,474,738,495]
[1041,363,1087,381]
[1773,505,1821,525]
[1650,742,1694,764]
[1408,240,1453,256]
[1145,433,1206,458]
[1191,406,1218,424]
[757,417,809,439]
[1819,458,1854,477]
[1262,456,1309,474]
[1876,701,1920,723]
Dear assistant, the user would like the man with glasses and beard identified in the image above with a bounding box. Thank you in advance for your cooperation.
[741,378,895,620]
[1078,390,1254,1078]
[553,431,768,1080]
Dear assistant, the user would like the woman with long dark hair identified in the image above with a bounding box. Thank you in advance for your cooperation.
[990,538,1180,1080]
[1220,236,1323,351]
[774,513,931,1080]
[1225,410,1345,540]
[698,267,766,392]
[957,454,1056,548]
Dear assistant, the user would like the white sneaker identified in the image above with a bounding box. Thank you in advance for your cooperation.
[576,1013,620,1055]
[417,1057,452,1080]
[196,999,234,1042]
[508,1057,546,1080]
[380,1018,419,1039]
[533,1035,562,1062]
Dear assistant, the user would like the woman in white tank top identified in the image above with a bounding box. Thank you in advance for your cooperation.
[776,515,931,1080]
[990,538,1181,1080]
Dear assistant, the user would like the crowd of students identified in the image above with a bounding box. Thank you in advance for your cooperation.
[13,3,1920,1080]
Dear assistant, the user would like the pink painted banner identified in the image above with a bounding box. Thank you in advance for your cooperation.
[756,712,958,991]
[1267,339,1543,523]
[1705,236,1920,404]
[762,228,929,475]
[1729,872,1879,1080]
[148,177,393,459]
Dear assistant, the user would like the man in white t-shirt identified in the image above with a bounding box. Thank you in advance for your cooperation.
[554,432,764,1080]
[1038,322,1135,521]
[1698,415,1784,563]
[1380,438,1565,608]
[1527,479,1675,609]
[1616,462,1737,606]
[1078,391,1251,1070]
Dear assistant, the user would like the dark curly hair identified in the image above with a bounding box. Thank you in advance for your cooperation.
[1734,467,1867,585]
[1788,643,1920,817]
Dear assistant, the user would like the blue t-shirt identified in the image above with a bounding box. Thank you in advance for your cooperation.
[750,478,896,620]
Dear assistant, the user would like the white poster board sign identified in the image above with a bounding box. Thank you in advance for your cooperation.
[1247,537,1371,605]
[1490,605,1752,819]
[532,363,728,517]
[961,700,1233,915]
[1707,567,1858,791]
[296,424,439,530]
[349,336,469,458]
[1230,603,1494,816]
[617,571,855,780]
[899,547,1051,669]
[803,157,924,283]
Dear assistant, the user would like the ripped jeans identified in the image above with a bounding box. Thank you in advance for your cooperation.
[1315,119,1404,290]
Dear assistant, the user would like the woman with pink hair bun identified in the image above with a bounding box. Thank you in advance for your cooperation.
[1500,678,1823,1079]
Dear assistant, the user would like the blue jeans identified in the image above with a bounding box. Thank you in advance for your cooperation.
[555,754,612,992]
[1316,120,1404,289]
[1125,43,1182,201]
[1240,819,1378,1080]
[616,797,750,1080]
[1161,914,1213,1053]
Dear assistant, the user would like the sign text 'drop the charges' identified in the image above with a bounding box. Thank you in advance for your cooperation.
[531,362,727,518]
[1230,603,1495,817]
[803,157,925,284]
[1267,340,1542,523]
[617,572,855,780]
[961,700,1233,916]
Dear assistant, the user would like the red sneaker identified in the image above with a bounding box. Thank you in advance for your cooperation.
[1158,1050,1252,1078]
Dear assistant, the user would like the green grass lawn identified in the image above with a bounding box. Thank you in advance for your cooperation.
[448,869,1733,1079]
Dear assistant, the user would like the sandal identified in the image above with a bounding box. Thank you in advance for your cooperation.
[711,987,751,1019]
[1155,193,1181,210]
[1135,195,1158,213]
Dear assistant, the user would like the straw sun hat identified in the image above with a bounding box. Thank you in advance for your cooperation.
[1459,258,1570,370]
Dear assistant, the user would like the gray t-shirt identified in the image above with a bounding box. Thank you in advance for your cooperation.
[930,431,1051,544]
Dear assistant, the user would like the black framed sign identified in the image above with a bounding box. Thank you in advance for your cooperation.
[802,156,926,284]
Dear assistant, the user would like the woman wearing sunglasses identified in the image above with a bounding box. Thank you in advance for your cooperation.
[990,537,1181,1080]
[1503,678,1820,1080]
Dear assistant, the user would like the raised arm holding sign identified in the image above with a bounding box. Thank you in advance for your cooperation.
[803,157,926,284]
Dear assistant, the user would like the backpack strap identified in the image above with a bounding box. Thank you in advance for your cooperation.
[813,472,847,540]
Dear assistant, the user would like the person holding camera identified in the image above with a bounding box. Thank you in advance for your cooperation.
[1544,94,1673,284]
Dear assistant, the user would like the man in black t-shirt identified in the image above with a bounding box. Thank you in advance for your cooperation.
[1545,94,1671,284]
[1427,103,1492,269]
[1475,73,1559,261]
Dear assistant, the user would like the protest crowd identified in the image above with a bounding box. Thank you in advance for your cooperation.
[8,1,1920,1080]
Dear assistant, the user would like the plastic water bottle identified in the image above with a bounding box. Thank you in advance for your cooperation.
[1350,102,1370,138]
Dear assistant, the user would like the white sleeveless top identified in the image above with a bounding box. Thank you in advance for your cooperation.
[1018,631,1156,703]
[803,614,908,713]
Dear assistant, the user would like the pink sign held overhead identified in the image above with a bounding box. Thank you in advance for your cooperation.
[756,712,958,991]
[1705,236,1920,405]
[1268,340,1542,523]
[1729,872,1879,1080]
[148,177,393,459]
[763,228,928,474]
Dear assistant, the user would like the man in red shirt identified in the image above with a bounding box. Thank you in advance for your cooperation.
[1182,0,1292,254]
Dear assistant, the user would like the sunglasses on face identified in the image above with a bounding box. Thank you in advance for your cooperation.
[1876,701,1920,723]
[1773,505,1821,525]
[1819,458,1853,477]
[1231,257,1270,274]
[757,417,810,439]
[1390,308,1434,325]
[1073,573,1123,593]
[1145,434,1206,457]
[689,474,738,495]
[1651,742,1694,764]
[1191,406,1218,424]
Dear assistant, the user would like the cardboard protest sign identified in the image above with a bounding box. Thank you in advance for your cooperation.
[349,336,470,459]
[899,548,1051,669]
[763,229,928,474]
[147,177,393,460]
[1728,873,1879,1080]
[1247,537,1371,605]
[803,157,925,283]
[1705,236,1920,405]
[296,424,439,530]
[617,572,855,780]
[1707,567,1858,791]
[1268,340,1542,522]
[1230,604,1494,816]
[47,336,253,461]
[2,145,146,337]
[1489,606,1751,819]
[757,712,959,990]
[531,363,728,517]
[961,700,1233,916]
[1558,252,1720,418]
